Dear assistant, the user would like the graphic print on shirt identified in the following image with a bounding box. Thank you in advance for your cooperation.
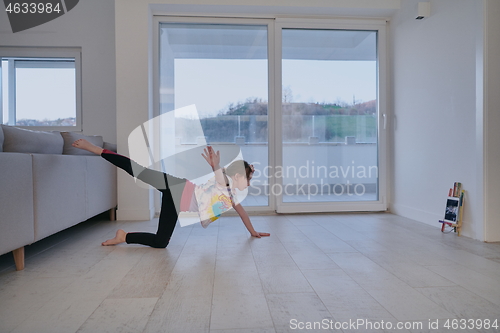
[210,193,232,219]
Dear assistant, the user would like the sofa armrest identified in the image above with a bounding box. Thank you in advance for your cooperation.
[84,156,117,219]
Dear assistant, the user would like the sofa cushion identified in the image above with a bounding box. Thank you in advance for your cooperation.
[0,124,4,152]
[60,132,104,155]
[1,125,63,154]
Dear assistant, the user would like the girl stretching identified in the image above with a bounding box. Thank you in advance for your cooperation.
[72,139,270,247]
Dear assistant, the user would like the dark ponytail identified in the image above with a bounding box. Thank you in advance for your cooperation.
[225,160,252,179]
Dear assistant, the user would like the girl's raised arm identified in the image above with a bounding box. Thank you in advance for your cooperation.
[201,146,226,186]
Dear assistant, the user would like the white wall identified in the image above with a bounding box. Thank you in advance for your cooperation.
[390,0,488,240]
[0,0,116,143]
[483,0,500,242]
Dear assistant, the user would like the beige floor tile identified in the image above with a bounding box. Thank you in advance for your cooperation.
[265,292,338,333]
[364,252,456,288]
[302,269,395,320]
[107,248,181,299]
[0,276,76,333]
[416,285,500,319]
[426,264,500,306]
[1,213,500,333]
[142,268,215,333]
[210,328,276,333]
[296,225,357,253]
[366,286,454,321]
[10,247,144,333]
[211,270,273,330]
[77,298,158,333]
[280,240,340,270]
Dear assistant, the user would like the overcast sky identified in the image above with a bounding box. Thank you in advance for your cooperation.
[2,58,376,123]
[174,58,376,118]
[2,64,75,122]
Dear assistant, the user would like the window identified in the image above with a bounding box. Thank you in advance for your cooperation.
[0,48,81,130]
[280,28,379,205]
[157,20,270,208]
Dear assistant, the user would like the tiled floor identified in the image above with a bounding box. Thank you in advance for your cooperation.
[1,212,500,333]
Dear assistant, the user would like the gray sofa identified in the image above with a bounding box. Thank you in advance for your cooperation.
[0,125,117,270]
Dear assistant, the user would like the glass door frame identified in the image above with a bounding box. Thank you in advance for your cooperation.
[152,16,388,215]
[152,15,277,215]
[273,18,388,213]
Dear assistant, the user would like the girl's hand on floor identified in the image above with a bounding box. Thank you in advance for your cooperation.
[251,231,271,238]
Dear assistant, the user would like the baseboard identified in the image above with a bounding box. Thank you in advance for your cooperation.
[390,203,442,229]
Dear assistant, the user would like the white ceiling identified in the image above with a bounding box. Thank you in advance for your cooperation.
[150,1,400,19]
[160,24,377,61]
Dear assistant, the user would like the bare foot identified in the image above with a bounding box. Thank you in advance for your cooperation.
[72,138,103,155]
[102,229,127,246]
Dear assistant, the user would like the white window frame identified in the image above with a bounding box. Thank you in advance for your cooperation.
[152,16,276,215]
[0,47,82,131]
[151,15,388,214]
[274,18,388,213]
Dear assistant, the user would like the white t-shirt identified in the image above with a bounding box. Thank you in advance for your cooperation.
[193,176,239,228]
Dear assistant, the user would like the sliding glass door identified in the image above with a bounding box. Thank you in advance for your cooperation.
[155,17,387,213]
[276,25,384,212]
[156,18,271,210]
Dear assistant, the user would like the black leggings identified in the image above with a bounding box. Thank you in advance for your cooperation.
[101,151,187,248]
